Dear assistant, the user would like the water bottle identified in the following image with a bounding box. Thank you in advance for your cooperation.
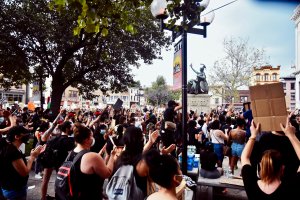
[193,157,199,168]
[187,153,194,171]
[178,154,182,169]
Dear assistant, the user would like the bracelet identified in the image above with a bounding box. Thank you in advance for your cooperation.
[249,137,256,141]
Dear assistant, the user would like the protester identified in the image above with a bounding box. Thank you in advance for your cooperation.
[147,153,182,200]
[199,142,223,179]
[0,126,44,200]
[241,119,300,200]
[228,117,246,175]
[34,121,50,179]
[56,123,117,200]
[209,120,228,167]
[40,113,75,200]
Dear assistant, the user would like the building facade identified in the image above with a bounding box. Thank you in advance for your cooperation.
[292,5,300,108]
[280,75,296,111]
[0,85,26,107]
[251,65,280,86]
[59,86,144,110]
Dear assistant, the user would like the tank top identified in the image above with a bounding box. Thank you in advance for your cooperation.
[69,151,104,200]
[210,130,224,144]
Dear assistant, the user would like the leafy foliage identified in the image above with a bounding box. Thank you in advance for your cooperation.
[50,0,207,35]
[144,76,178,106]
[0,0,170,112]
[208,37,268,103]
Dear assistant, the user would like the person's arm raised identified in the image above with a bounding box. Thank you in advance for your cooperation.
[143,130,159,152]
[41,110,63,142]
[0,115,17,134]
[241,121,259,167]
[280,117,300,172]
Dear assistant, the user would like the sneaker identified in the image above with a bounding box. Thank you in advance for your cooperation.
[35,173,42,179]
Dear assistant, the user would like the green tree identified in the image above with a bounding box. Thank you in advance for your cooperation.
[144,76,176,106]
[0,0,170,113]
[208,37,267,103]
[50,0,203,36]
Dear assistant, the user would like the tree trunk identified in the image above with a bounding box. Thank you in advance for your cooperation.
[50,79,65,116]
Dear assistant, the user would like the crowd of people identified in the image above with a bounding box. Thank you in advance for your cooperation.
[0,100,299,200]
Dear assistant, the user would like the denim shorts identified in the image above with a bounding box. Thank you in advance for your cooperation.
[231,142,245,157]
[213,143,224,162]
[2,186,27,200]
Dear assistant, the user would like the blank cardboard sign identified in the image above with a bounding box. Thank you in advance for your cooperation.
[249,83,287,131]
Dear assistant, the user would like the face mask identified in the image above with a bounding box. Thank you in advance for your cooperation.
[21,134,30,144]
[91,138,95,147]
[0,117,4,124]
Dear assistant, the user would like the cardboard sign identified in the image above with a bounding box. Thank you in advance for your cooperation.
[249,83,287,131]
[113,98,123,110]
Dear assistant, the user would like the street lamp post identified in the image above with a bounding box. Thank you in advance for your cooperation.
[151,0,214,175]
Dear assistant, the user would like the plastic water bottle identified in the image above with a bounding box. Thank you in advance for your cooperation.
[193,157,199,168]
[178,154,182,169]
[187,153,195,171]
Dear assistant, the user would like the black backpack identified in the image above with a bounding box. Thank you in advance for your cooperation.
[39,136,63,168]
[55,150,89,200]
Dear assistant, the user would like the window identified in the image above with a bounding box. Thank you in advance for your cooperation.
[282,82,286,90]
[264,73,269,81]
[272,73,277,81]
[291,82,295,90]
[291,92,295,101]
[256,74,260,81]
[240,96,248,103]
[69,90,78,98]
[214,98,219,104]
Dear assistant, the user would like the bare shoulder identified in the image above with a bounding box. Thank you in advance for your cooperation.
[81,152,102,165]
[147,192,176,200]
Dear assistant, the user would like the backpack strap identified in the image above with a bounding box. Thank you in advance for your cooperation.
[72,149,89,164]
[65,149,89,163]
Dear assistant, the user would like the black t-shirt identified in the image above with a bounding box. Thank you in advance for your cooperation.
[188,127,198,145]
[55,135,75,168]
[163,107,176,122]
[200,150,218,171]
[90,124,107,153]
[0,139,28,190]
[251,133,299,181]
[43,135,75,169]
[242,164,300,200]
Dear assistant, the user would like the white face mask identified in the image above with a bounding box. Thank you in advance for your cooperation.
[91,138,95,147]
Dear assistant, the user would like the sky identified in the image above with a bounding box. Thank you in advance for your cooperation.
[131,0,299,87]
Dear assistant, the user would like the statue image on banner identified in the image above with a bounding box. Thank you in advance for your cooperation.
[187,63,209,94]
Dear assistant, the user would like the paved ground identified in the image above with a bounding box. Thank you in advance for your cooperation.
[27,156,247,200]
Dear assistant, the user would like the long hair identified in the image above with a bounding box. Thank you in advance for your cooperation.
[114,126,144,170]
[260,150,283,184]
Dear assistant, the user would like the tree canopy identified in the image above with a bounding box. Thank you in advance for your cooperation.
[50,0,204,35]
[208,37,267,103]
[144,76,179,106]
[0,0,170,113]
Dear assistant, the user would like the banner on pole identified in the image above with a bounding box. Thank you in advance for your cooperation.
[173,40,182,90]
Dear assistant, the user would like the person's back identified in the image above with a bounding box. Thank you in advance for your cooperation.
[251,132,298,181]
[69,150,104,200]
[199,144,222,179]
